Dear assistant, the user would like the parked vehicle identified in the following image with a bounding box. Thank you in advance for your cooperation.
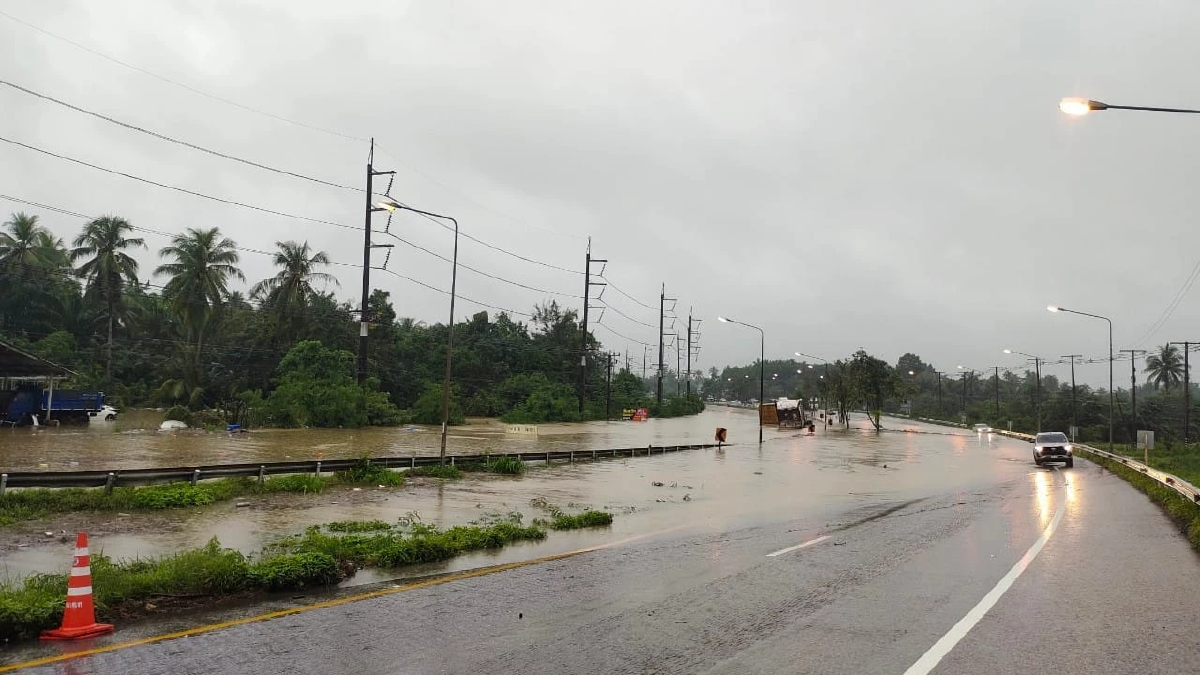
[88,405,119,422]
[0,385,105,426]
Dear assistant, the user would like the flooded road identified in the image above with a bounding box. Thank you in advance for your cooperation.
[1,407,761,472]
[7,419,1200,674]
[1,410,1011,585]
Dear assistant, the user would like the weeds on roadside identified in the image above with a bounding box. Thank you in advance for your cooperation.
[335,458,405,487]
[405,464,464,480]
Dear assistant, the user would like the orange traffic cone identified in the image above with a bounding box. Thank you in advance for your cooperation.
[40,532,114,641]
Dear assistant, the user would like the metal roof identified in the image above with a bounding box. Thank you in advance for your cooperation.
[0,339,78,378]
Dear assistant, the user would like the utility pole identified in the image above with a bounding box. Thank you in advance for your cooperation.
[994,366,1000,418]
[1063,355,1081,439]
[934,370,943,416]
[642,345,648,380]
[686,312,692,399]
[1121,349,1146,441]
[656,285,676,403]
[1033,357,1043,432]
[605,352,614,421]
[675,334,683,397]
[1170,341,1195,445]
[358,138,395,385]
[578,241,606,413]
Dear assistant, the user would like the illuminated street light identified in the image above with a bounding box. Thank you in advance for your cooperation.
[1059,97,1200,117]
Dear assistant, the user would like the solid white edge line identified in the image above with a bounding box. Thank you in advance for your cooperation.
[766,535,830,557]
[902,468,1065,675]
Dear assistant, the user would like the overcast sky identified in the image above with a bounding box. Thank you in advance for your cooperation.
[4,0,1200,389]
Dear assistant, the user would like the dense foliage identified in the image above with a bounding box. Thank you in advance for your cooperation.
[0,212,702,427]
[701,346,1200,445]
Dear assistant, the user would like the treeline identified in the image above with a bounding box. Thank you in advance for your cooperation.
[0,212,701,427]
[700,346,1200,445]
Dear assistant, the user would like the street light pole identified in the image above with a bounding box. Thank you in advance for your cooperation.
[374,197,459,465]
[721,316,765,444]
[1004,349,1044,432]
[1048,305,1114,453]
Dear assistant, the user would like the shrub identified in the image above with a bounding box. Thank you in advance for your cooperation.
[326,520,392,533]
[261,474,328,494]
[163,405,191,424]
[486,456,525,475]
[128,483,216,509]
[250,552,342,591]
[410,383,464,426]
[549,510,614,530]
[405,464,463,479]
[336,459,404,487]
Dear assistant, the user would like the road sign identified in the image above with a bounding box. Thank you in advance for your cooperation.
[759,403,778,426]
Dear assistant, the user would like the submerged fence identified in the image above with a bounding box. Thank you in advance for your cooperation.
[0,443,720,492]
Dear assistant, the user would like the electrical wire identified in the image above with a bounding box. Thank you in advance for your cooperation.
[600,276,657,310]
[0,9,368,143]
[0,78,361,192]
[596,300,657,329]
[593,320,653,347]
[383,198,582,276]
[0,136,361,231]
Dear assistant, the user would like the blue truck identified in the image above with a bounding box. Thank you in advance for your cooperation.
[0,385,106,426]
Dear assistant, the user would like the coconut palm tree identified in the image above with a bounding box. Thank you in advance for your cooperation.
[250,240,337,342]
[69,216,146,383]
[1145,343,1185,391]
[0,212,62,273]
[155,227,244,380]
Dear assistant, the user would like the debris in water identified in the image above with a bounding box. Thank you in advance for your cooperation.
[144,602,157,611]
[753,471,763,475]
[883,464,888,469]
[833,541,847,546]
[651,481,664,487]
[43,531,53,537]
[519,613,523,619]
[655,498,667,503]
[117,513,131,517]
[682,494,691,501]
[236,502,251,508]
[352,487,362,492]
[670,481,678,488]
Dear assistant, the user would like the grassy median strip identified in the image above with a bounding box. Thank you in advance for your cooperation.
[0,507,617,644]
[0,460,406,526]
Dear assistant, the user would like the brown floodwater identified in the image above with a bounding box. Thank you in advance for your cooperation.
[0,407,751,472]
[0,410,1024,587]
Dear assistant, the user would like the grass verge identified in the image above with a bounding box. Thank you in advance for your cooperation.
[1106,442,1200,487]
[0,511,565,644]
[546,510,614,530]
[0,460,404,526]
[1074,447,1200,552]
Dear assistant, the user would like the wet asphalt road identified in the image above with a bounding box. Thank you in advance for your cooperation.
[7,428,1200,674]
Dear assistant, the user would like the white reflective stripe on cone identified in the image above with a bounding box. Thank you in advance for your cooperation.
[70,566,91,577]
[74,548,89,556]
[66,586,93,596]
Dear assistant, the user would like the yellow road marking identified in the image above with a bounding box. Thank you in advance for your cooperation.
[0,524,689,673]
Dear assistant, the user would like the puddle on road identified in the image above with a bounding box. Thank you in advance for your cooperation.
[0,414,1032,583]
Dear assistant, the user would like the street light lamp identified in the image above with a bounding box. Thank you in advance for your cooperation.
[1004,348,1044,432]
[719,316,765,443]
[375,195,460,466]
[1059,97,1200,117]
[1048,304,1114,453]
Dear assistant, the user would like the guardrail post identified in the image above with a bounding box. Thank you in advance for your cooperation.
[570,451,575,463]
[315,461,322,477]
[105,472,115,495]
[411,457,416,469]
[648,444,652,456]
[0,473,6,496]
[258,466,266,485]
[451,456,455,466]
[546,451,551,464]
[190,469,200,486]
[592,449,597,460]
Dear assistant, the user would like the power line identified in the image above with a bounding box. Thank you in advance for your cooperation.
[1,136,361,231]
[0,78,361,192]
[375,230,580,299]
[382,197,582,276]
[600,276,657,310]
[373,267,530,318]
[597,300,657,329]
[1134,256,1200,347]
[593,320,653,347]
[0,9,368,143]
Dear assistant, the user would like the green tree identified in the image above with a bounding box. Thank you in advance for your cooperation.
[266,340,400,427]
[847,349,901,428]
[1145,344,1184,391]
[250,241,337,343]
[155,227,244,382]
[69,215,146,383]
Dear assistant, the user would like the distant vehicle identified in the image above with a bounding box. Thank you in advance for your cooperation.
[88,405,118,422]
[1032,431,1073,467]
[974,423,991,433]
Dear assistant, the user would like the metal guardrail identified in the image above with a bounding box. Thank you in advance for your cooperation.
[0,443,719,491]
[985,428,1200,505]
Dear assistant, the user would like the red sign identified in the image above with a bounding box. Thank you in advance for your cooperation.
[632,407,649,421]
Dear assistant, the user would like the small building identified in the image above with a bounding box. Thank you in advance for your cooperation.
[0,339,86,426]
